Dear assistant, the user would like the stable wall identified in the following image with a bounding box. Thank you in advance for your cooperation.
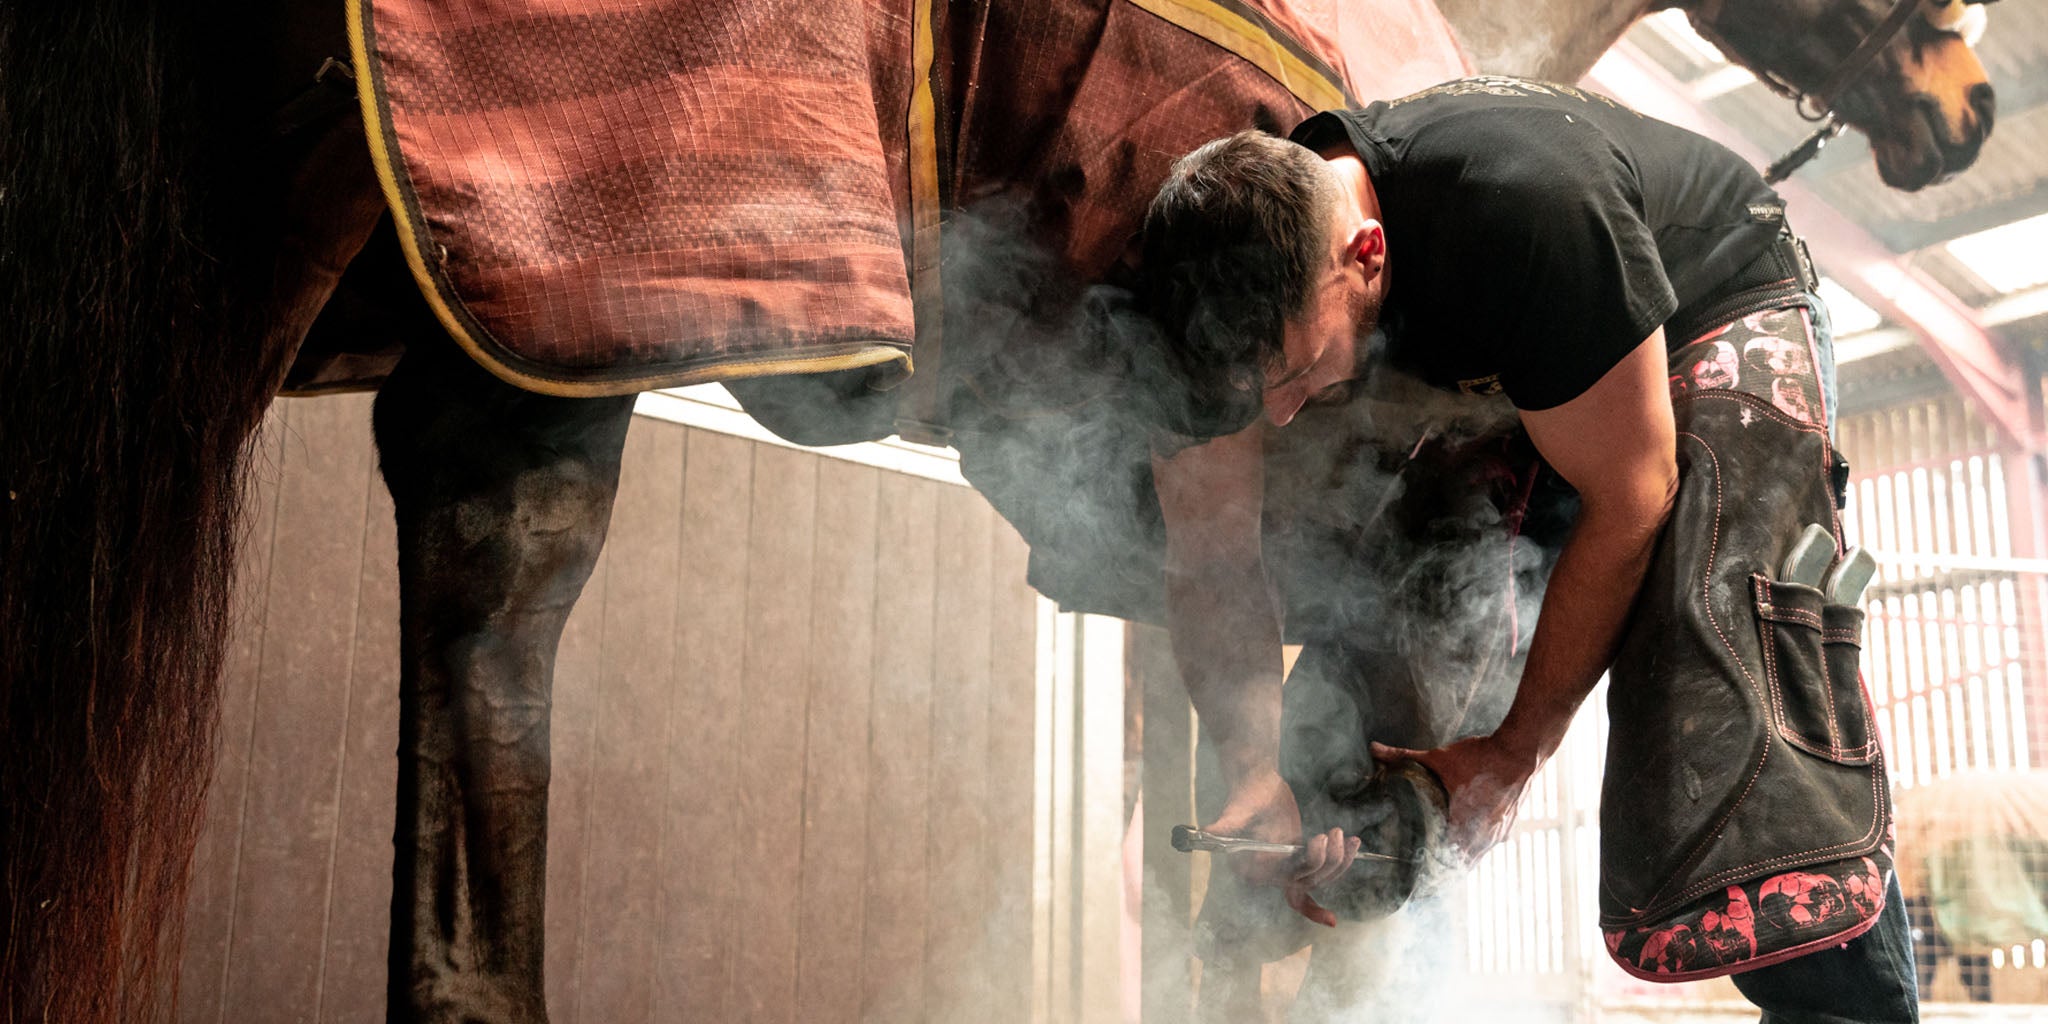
[176,393,1042,1023]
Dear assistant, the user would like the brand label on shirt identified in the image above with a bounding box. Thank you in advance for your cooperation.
[1459,374,1504,396]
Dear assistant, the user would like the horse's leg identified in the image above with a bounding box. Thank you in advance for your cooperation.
[372,339,635,1023]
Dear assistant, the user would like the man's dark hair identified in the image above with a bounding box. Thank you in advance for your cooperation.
[1138,130,1338,437]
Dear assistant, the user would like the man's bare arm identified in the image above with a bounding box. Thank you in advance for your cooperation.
[1153,424,1358,922]
[1152,425,1284,788]
[1378,331,1679,852]
[1499,330,1679,760]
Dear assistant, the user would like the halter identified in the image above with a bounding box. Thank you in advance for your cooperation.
[1741,0,1997,184]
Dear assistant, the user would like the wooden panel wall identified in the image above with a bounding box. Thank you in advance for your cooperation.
[178,395,1042,1024]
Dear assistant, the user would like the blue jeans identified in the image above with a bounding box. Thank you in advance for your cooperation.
[1803,289,1840,436]
[1730,874,1919,1024]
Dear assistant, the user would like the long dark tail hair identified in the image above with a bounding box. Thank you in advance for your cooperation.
[1,3,276,1020]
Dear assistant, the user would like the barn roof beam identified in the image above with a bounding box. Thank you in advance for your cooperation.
[1583,42,2042,453]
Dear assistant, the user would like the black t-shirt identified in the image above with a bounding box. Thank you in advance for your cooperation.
[1290,77,1785,411]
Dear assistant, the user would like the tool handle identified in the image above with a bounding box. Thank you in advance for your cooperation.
[1171,824,1408,864]
[1825,546,1878,606]
[1780,523,1836,587]
[1169,824,1301,856]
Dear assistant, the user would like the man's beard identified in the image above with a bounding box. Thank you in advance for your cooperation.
[1349,282,1386,378]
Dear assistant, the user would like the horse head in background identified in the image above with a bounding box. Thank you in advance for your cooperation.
[1688,0,1998,189]
[1436,0,1999,190]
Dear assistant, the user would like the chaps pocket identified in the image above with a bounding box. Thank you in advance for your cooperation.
[1752,574,1876,765]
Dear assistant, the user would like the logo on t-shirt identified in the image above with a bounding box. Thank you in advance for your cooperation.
[1390,76,1635,116]
[1459,374,1504,397]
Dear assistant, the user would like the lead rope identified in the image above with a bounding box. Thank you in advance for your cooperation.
[1764,119,1846,185]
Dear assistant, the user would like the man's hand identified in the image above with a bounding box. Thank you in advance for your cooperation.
[1204,770,1361,927]
[1369,737,1538,861]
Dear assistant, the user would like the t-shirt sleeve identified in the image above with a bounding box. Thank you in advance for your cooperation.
[1289,110,1353,153]
[1430,122,1678,411]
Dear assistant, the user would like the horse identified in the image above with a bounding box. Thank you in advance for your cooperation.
[1438,0,1999,190]
[0,0,1997,1020]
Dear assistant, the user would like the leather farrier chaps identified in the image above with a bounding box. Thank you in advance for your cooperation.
[1601,334,1892,981]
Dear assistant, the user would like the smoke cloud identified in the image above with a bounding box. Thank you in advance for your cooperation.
[926,196,1584,1020]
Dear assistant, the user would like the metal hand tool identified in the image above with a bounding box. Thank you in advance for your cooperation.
[1780,523,1836,587]
[1824,546,1878,606]
[1170,824,1405,863]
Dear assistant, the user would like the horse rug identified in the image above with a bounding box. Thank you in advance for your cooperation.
[294,0,1470,396]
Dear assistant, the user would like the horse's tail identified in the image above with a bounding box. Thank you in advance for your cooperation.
[1,4,278,1021]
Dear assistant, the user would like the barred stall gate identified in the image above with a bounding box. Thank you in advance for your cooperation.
[1838,393,2048,1007]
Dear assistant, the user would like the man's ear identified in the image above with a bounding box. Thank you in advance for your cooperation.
[1347,220,1387,274]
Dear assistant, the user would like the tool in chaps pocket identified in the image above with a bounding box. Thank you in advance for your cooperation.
[1825,547,1878,606]
[1780,523,1836,587]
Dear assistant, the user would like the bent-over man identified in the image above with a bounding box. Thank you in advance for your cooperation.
[1140,77,1912,1022]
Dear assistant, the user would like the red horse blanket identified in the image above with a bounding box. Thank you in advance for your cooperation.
[332,0,1468,397]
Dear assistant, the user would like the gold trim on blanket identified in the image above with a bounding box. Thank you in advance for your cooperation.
[897,0,950,443]
[1127,0,1350,110]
